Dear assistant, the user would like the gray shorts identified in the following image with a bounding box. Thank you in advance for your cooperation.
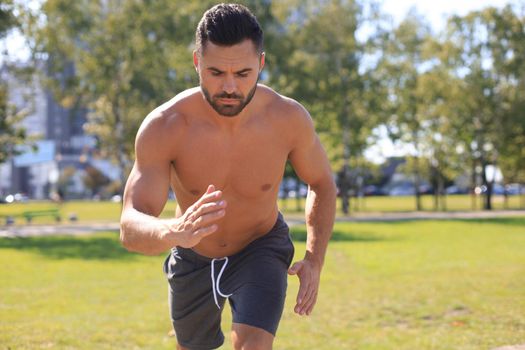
[163,213,295,350]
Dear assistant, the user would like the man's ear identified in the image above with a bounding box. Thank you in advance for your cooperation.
[259,52,266,72]
[193,50,199,71]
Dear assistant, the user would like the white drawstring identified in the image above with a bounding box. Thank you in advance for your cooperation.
[211,257,232,309]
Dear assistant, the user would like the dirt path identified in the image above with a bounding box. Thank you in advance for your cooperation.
[0,210,523,238]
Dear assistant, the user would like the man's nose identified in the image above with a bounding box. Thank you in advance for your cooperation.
[222,75,237,94]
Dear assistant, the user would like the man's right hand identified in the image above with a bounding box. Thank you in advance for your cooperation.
[167,184,226,248]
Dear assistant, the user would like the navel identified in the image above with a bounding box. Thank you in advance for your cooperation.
[190,189,200,196]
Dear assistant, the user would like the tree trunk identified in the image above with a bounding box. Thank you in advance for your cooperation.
[437,170,446,211]
[431,164,438,211]
[341,194,349,215]
[503,184,509,210]
[295,180,302,212]
[413,155,422,211]
[354,165,363,212]
[433,186,439,211]
[519,184,525,209]
[338,164,351,215]
[480,162,492,210]
[470,157,477,210]
[112,103,128,200]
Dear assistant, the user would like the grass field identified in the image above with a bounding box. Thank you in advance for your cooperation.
[1,194,524,225]
[1,217,524,349]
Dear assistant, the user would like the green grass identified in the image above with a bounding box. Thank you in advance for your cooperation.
[1,218,524,349]
[0,200,177,225]
[1,194,524,225]
[280,194,525,213]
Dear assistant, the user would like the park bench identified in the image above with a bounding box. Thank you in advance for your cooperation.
[2,209,61,225]
[22,209,61,223]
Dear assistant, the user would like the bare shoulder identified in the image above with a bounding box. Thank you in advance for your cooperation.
[135,88,201,158]
[137,88,201,140]
[259,84,314,132]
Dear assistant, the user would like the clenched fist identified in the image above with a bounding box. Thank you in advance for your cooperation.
[168,184,227,248]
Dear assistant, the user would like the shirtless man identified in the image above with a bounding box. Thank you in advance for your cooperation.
[120,4,336,350]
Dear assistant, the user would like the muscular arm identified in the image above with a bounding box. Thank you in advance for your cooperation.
[289,112,336,267]
[120,112,225,255]
[286,102,337,315]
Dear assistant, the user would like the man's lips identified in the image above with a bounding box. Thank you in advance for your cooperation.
[217,98,241,104]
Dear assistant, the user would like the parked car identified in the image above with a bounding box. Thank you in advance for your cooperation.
[4,193,29,203]
[475,184,505,195]
[288,184,308,198]
[279,178,308,198]
[445,185,469,195]
[418,184,434,195]
[363,185,386,196]
[388,186,416,196]
[506,183,525,195]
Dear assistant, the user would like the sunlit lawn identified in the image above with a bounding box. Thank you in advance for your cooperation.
[0,194,524,225]
[1,217,524,349]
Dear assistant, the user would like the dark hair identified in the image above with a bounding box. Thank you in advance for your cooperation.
[195,3,263,54]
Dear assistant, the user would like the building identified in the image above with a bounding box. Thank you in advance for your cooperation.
[1,61,120,200]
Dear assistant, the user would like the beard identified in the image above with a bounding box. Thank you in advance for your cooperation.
[201,81,258,117]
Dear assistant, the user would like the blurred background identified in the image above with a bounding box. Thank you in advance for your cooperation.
[1,3,524,350]
[1,0,524,216]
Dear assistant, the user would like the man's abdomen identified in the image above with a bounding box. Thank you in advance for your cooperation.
[192,198,280,258]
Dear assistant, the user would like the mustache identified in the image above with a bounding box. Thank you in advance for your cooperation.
[214,92,243,99]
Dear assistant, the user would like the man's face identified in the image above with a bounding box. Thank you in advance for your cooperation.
[194,40,265,117]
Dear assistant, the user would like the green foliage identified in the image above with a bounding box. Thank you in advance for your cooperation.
[23,0,215,189]
[0,1,30,164]
[10,1,525,205]
[440,6,525,207]
[82,165,110,195]
[0,84,31,164]
[268,0,379,167]
[0,0,17,38]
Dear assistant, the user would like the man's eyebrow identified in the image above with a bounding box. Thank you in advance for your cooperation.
[235,68,253,74]
[206,67,253,74]
[207,67,224,73]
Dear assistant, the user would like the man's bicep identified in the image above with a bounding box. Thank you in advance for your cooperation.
[122,162,171,217]
[285,104,333,186]
[289,132,333,187]
[122,116,173,217]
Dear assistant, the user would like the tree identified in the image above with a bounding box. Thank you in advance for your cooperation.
[0,0,17,37]
[82,165,110,197]
[0,84,31,164]
[22,0,216,193]
[443,6,524,210]
[376,12,434,211]
[0,0,31,165]
[480,5,525,207]
[268,0,385,214]
[415,56,468,211]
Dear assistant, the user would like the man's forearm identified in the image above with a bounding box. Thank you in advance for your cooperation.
[120,209,176,255]
[304,180,337,267]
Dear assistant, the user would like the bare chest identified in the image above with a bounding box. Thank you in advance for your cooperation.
[171,124,289,201]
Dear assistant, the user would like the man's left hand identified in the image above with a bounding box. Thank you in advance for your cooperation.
[288,258,322,316]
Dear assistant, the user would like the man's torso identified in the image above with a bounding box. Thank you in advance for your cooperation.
[157,85,296,257]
